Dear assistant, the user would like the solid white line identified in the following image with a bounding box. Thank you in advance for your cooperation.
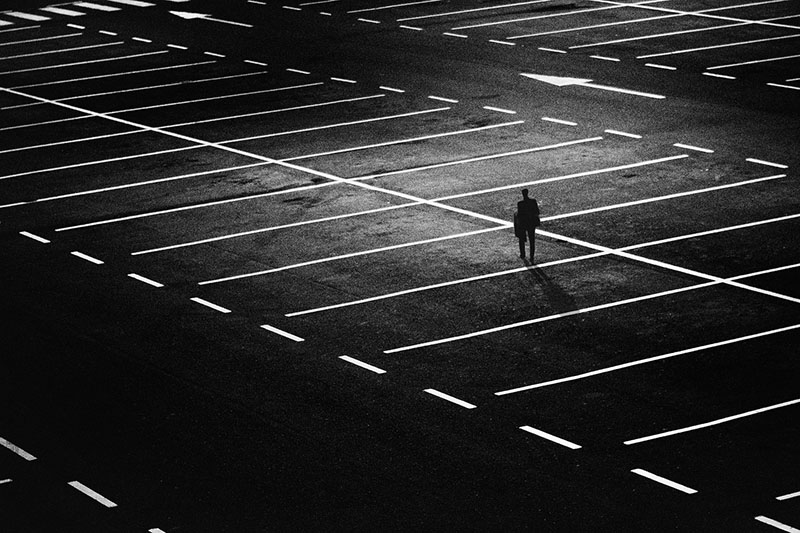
[707,53,800,71]
[107,0,155,6]
[747,158,788,169]
[483,106,517,114]
[40,6,86,16]
[0,50,169,76]
[645,63,676,70]
[339,355,387,374]
[638,33,800,59]
[397,0,549,22]
[768,82,800,91]
[443,32,468,38]
[399,25,423,30]
[73,2,121,11]
[0,41,124,61]
[4,11,50,21]
[591,55,620,61]
[380,85,405,92]
[67,481,118,507]
[0,437,36,461]
[496,323,800,395]
[260,324,304,342]
[625,398,800,445]
[348,0,441,13]
[702,72,736,79]
[605,129,641,138]
[631,469,697,494]
[71,251,104,265]
[542,117,576,126]
[330,76,356,83]
[0,478,11,485]
[428,95,458,103]
[128,273,164,287]
[19,231,50,243]
[424,389,476,409]
[520,426,581,449]
[489,39,515,46]
[673,143,713,153]
[538,47,566,53]
[755,516,800,532]
[190,297,231,313]
[198,227,505,285]
[0,32,82,47]
[777,490,800,501]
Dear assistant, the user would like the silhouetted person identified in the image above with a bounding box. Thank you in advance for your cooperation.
[515,188,540,261]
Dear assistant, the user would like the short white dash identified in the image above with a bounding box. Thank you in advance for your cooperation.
[68,481,117,508]
[190,297,231,314]
[204,51,226,58]
[777,490,800,501]
[755,516,800,533]
[747,158,788,169]
[260,324,304,342]
[542,116,577,126]
[286,68,311,74]
[244,59,267,66]
[539,47,566,54]
[0,478,11,485]
[331,77,357,83]
[424,389,476,409]
[71,251,104,265]
[605,129,641,139]
[646,63,677,70]
[520,426,581,449]
[167,44,188,50]
[399,25,423,31]
[489,39,515,46]
[631,469,697,494]
[591,55,619,62]
[703,72,735,80]
[0,437,36,461]
[358,18,380,24]
[767,82,800,91]
[283,5,302,10]
[149,529,167,533]
[128,273,164,288]
[339,355,386,374]
[132,37,152,43]
[19,231,50,244]
[429,95,458,103]
[443,32,468,38]
[673,143,713,153]
[483,105,516,114]
[379,85,405,93]
[99,30,117,36]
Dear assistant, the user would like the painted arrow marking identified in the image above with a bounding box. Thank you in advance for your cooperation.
[521,73,665,99]
[170,10,253,28]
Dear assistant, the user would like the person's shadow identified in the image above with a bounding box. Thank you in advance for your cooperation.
[523,261,577,314]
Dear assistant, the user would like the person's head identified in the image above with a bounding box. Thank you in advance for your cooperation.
[521,188,529,199]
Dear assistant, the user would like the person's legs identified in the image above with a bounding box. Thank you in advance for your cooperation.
[528,229,536,261]
[519,238,526,258]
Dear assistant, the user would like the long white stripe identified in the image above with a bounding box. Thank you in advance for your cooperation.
[19,231,50,243]
[107,0,155,6]
[631,469,697,494]
[708,53,800,70]
[0,437,36,461]
[0,41,123,61]
[4,11,50,22]
[0,50,168,76]
[396,0,550,21]
[520,426,581,449]
[755,516,800,533]
[73,2,121,11]
[339,355,387,374]
[67,481,118,507]
[777,490,800,501]
[424,389,476,409]
[0,33,82,47]
[510,8,680,39]
[637,32,800,59]
[40,6,86,16]
[348,0,441,13]
[190,297,231,313]
[128,273,164,287]
[625,398,800,445]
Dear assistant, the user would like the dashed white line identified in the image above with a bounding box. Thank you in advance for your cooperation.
[260,324,305,342]
[604,129,641,139]
[68,481,118,507]
[489,39,515,46]
[204,51,226,58]
[190,297,231,313]
[428,95,458,103]
[0,478,11,485]
[379,85,405,92]
[673,143,713,153]
[591,55,620,61]
[625,398,800,445]
[631,469,697,494]
[339,355,387,374]
[707,53,800,71]
[755,516,800,532]
[483,105,517,114]
[348,0,441,13]
[645,63,676,70]
[424,389,476,409]
[71,251,104,265]
[520,426,581,449]
[358,18,380,24]
[399,25,423,31]
[167,43,187,50]
[19,231,50,243]
[244,59,267,66]
[99,30,118,36]
[286,68,311,74]
[542,117,577,126]
[702,72,736,79]
[398,0,548,22]
[128,273,164,288]
[132,37,152,43]
[538,47,567,54]
[330,77,357,83]
[443,32,468,38]
[0,50,169,76]
[0,437,36,461]
[747,158,788,169]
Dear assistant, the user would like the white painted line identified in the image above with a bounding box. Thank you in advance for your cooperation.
[399,0,549,22]
[348,0,441,13]
[149,529,167,533]
[625,398,800,445]
[198,227,505,285]
[538,47,567,53]
[0,41,124,61]
[0,32,83,47]
[424,389,476,409]
[0,21,14,27]
[4,11,50,21]
[631,469,697,494]
[767,82,800,91]
[703,72,736,79]
[128,273,164,288]
[19,231,50,244]
[71,251,104,265]
[639,34,800,60]
[496,323,800,395]
[399,25,423,31]
[0,437,36,461]
[41,6,85,16]
[67,24,85,29]
[67,481,118,507]
[542,117,577,126]
[489,39,515,46]
[132,37,152,43]
[339,355,387,374]
[520,426,581,449]
[443,32,468,38]
[330,77,357,83]
[428,95,458,103]
[107,0,155,6]
[0,129,142,154]
[707,53,800,71]
[747,158,788,169]
[73,2,121,11]
[283,5,302,10]
[191,297,231,313]
[379,85,405,92]
[755,516,800,532]
[483,105,516,114]
[591,55,620,61]
[260,324,304,342]
[0,479,11,485]
[286,68,311,74]
[645,63,676,70]
[604,129,641,138]
[167,44,187,50]
[777,490,800,501]
[673,143,713,153]
[0,50,168,76]
[244,59,267,66]
[358,18,380,24]
[204,51,226,58]
[99,30,118,36]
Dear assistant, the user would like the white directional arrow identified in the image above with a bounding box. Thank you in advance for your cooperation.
[521,73,665,99]
[170,10,253,28]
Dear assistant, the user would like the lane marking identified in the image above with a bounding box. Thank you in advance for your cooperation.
[128,273,164,287]
[443,32,468,38]
[605,129,641,138]
[190,297,231,313]
[631,469,697,494]
[520,426,581,449]
[40,7,86,16]
[167,44,187,50]
[399,25,423,31]
[73,2,121,11]
[424,389,476,409]
[747,158,788,169]
[645,63,676,70]
[708,52,800,70]
[777,490,800,501]
[71,251,104,265]
[538,47,566,54]
[397,0,550,22]
[260,324,304,342]
[348,0,441,13]
[330,76,357,83]
[19,231,50,243]
[67,481,118,507]
[0,41,124,61]
[702,72,736,79]
[489,39,515,46]
[339,355,387,374]
[358,18,380,24]
[673,143,713,153]
[768,82,800,91]
[0,479,11,485]
[99,30,118,36]
[379,85,404,92]
[638,33,800,59]
[755,516,800,532]
[4,11,50,22]
[0,32,83,47]
[0,26,42,34]
[0,49,169,76]
[107,0,156,6]
[204,51,226,58]
[428,95,458,103]
[523,73,665,99]
[453,0,638,29]
[0,130,142,155]
[483,105,516,114]
[542,116,577,126]
[625,398,800,445]
[496,322,800,395]
[591,55,620,61]
[286,68,311,74]
[0,437,36,461]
